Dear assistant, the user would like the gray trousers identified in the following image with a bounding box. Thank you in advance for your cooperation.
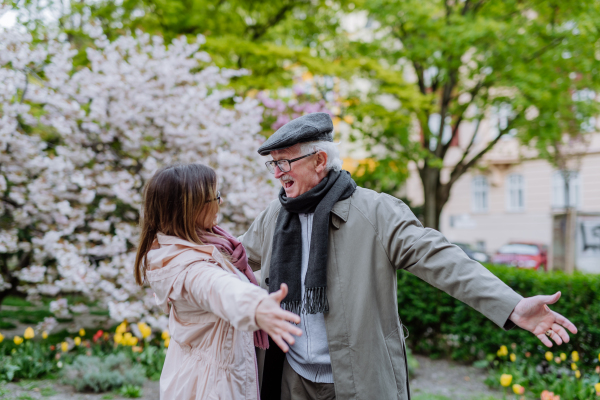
[281,358,336,400]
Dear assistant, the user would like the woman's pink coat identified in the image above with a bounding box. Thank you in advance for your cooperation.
[146,233,268,400]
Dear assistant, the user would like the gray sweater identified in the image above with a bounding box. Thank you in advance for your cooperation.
[286,212,333,383]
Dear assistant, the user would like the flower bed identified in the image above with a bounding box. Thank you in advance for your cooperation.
[0,321,167,391]
[487,345,600,399]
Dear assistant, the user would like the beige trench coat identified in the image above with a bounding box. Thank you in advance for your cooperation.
[146,234,268,400]
[240,187,523,400]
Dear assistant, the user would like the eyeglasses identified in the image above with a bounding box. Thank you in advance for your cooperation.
[206,191,221,204]
[265,152,318,174]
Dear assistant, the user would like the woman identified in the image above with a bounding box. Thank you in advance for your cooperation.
[134,163,301,399]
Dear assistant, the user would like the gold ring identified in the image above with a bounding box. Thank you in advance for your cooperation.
[545,330,553,338]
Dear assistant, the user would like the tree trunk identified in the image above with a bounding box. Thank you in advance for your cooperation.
[420,165,443,230]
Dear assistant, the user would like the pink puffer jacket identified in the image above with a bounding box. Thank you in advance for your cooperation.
[146,233,268,400]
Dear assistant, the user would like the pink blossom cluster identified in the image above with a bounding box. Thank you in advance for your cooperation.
[257,92,334,131]
[0,24,277,331]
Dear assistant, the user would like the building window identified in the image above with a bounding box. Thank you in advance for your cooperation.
[506,174,525,212]
[552,171,581,209]
[472,176,489,213]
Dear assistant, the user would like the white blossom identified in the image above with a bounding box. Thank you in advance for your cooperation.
[0,22,277,324]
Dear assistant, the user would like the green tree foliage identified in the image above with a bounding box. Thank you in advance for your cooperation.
[351,0,600,228]
[9,0,600,230]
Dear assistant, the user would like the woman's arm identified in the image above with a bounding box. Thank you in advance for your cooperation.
[183,262,301,350]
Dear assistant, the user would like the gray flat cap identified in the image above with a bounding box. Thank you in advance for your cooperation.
[257,112,333,156]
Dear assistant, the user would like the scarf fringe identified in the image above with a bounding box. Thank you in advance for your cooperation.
[303,287,329,314]
[280,287,330,315]
[281,300,303,316]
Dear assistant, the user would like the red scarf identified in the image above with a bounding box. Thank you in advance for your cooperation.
[199,225,269,350]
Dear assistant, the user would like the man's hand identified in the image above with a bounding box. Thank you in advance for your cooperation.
[256,283,302,352]
[509,291,577,347]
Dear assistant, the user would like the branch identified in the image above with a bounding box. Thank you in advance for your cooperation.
[20,70,29,103]
[1,197,20,208]
[448,114,519,187]
[440,80,485,159]
[248,2,299,41]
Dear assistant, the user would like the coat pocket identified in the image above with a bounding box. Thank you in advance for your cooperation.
[384,327,410,399]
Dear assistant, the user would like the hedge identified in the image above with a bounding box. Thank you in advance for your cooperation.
[397,265,600,368]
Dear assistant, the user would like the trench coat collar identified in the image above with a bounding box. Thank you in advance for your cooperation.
[331,195,351,228]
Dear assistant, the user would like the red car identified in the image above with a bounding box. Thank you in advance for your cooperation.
[491,242,548,271]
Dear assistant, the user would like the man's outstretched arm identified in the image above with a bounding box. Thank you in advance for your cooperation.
[378,195,578,345]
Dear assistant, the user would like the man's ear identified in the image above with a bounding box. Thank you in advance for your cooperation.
[315,151,328,174]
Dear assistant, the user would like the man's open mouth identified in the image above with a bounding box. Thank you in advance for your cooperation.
[284,180,294,189]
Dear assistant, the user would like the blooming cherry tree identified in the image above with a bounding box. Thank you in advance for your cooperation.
[0,21,277,330]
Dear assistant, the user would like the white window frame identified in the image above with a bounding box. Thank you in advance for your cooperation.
[472,175,489,213]
[552,171,581,209]
[506,173,525,212]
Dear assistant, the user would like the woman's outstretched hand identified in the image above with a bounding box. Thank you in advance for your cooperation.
[256,283,302,352]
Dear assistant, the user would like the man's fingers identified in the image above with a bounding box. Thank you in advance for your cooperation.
[552,323,570,344]
[537,333,553,348]
[548,329,563,345]
[553,311,578,334]
[540,291,561,306]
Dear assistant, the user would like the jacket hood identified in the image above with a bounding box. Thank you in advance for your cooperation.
[145,233,229,313]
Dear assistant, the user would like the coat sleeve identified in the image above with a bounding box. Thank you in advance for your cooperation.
[182,261,269,331]
[238,203,273,272]
[378,194,523,329]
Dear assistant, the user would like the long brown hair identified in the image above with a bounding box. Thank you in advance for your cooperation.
[134,163,219,285]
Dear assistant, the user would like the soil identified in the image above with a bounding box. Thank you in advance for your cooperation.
[1,380,160,400]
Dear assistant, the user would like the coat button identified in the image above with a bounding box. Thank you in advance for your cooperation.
[265,277,269,285]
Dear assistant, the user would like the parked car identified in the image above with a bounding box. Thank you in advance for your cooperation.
[453,242,490,263]
[491,242,548,271]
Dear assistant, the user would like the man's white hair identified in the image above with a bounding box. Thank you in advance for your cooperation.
[299,140,343,172]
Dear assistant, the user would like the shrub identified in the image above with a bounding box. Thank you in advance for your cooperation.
[398,265,600,368]
[60,353,146,392]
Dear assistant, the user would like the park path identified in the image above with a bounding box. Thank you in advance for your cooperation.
[411,354,502,400]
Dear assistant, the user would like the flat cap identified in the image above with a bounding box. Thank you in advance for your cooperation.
[257,112,334,156]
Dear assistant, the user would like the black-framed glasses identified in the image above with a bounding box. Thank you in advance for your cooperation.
[265,152,318,174]
[206,190,221,204]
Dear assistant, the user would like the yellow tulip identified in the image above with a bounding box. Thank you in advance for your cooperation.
[512,384,525,395]
[24,327,34,340]
[510,353,516,362]
[164,337,170,348]
[42,331,48,339]
[79,329,85,337]
[571,363,577,371]
[0,333,4,343]
[595,382,600,395]
[14,336,23,345]
[114,333,123,344]
[575,370,581,379]
[572,351,579,362]
[128,336,138,346]
[560,353,567,361]
[61,341,68,352]
[116,322,127,334]
[161,330,170,340]
[74,337,81,346]
[500,345,508,356]
[137,322,152,339]
[500,374,512,387]
[545,351,553,362]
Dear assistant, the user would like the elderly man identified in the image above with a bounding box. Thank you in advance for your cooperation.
[240,113,577,400]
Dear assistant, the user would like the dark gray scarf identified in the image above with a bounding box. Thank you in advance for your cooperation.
[269,170,357,315]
